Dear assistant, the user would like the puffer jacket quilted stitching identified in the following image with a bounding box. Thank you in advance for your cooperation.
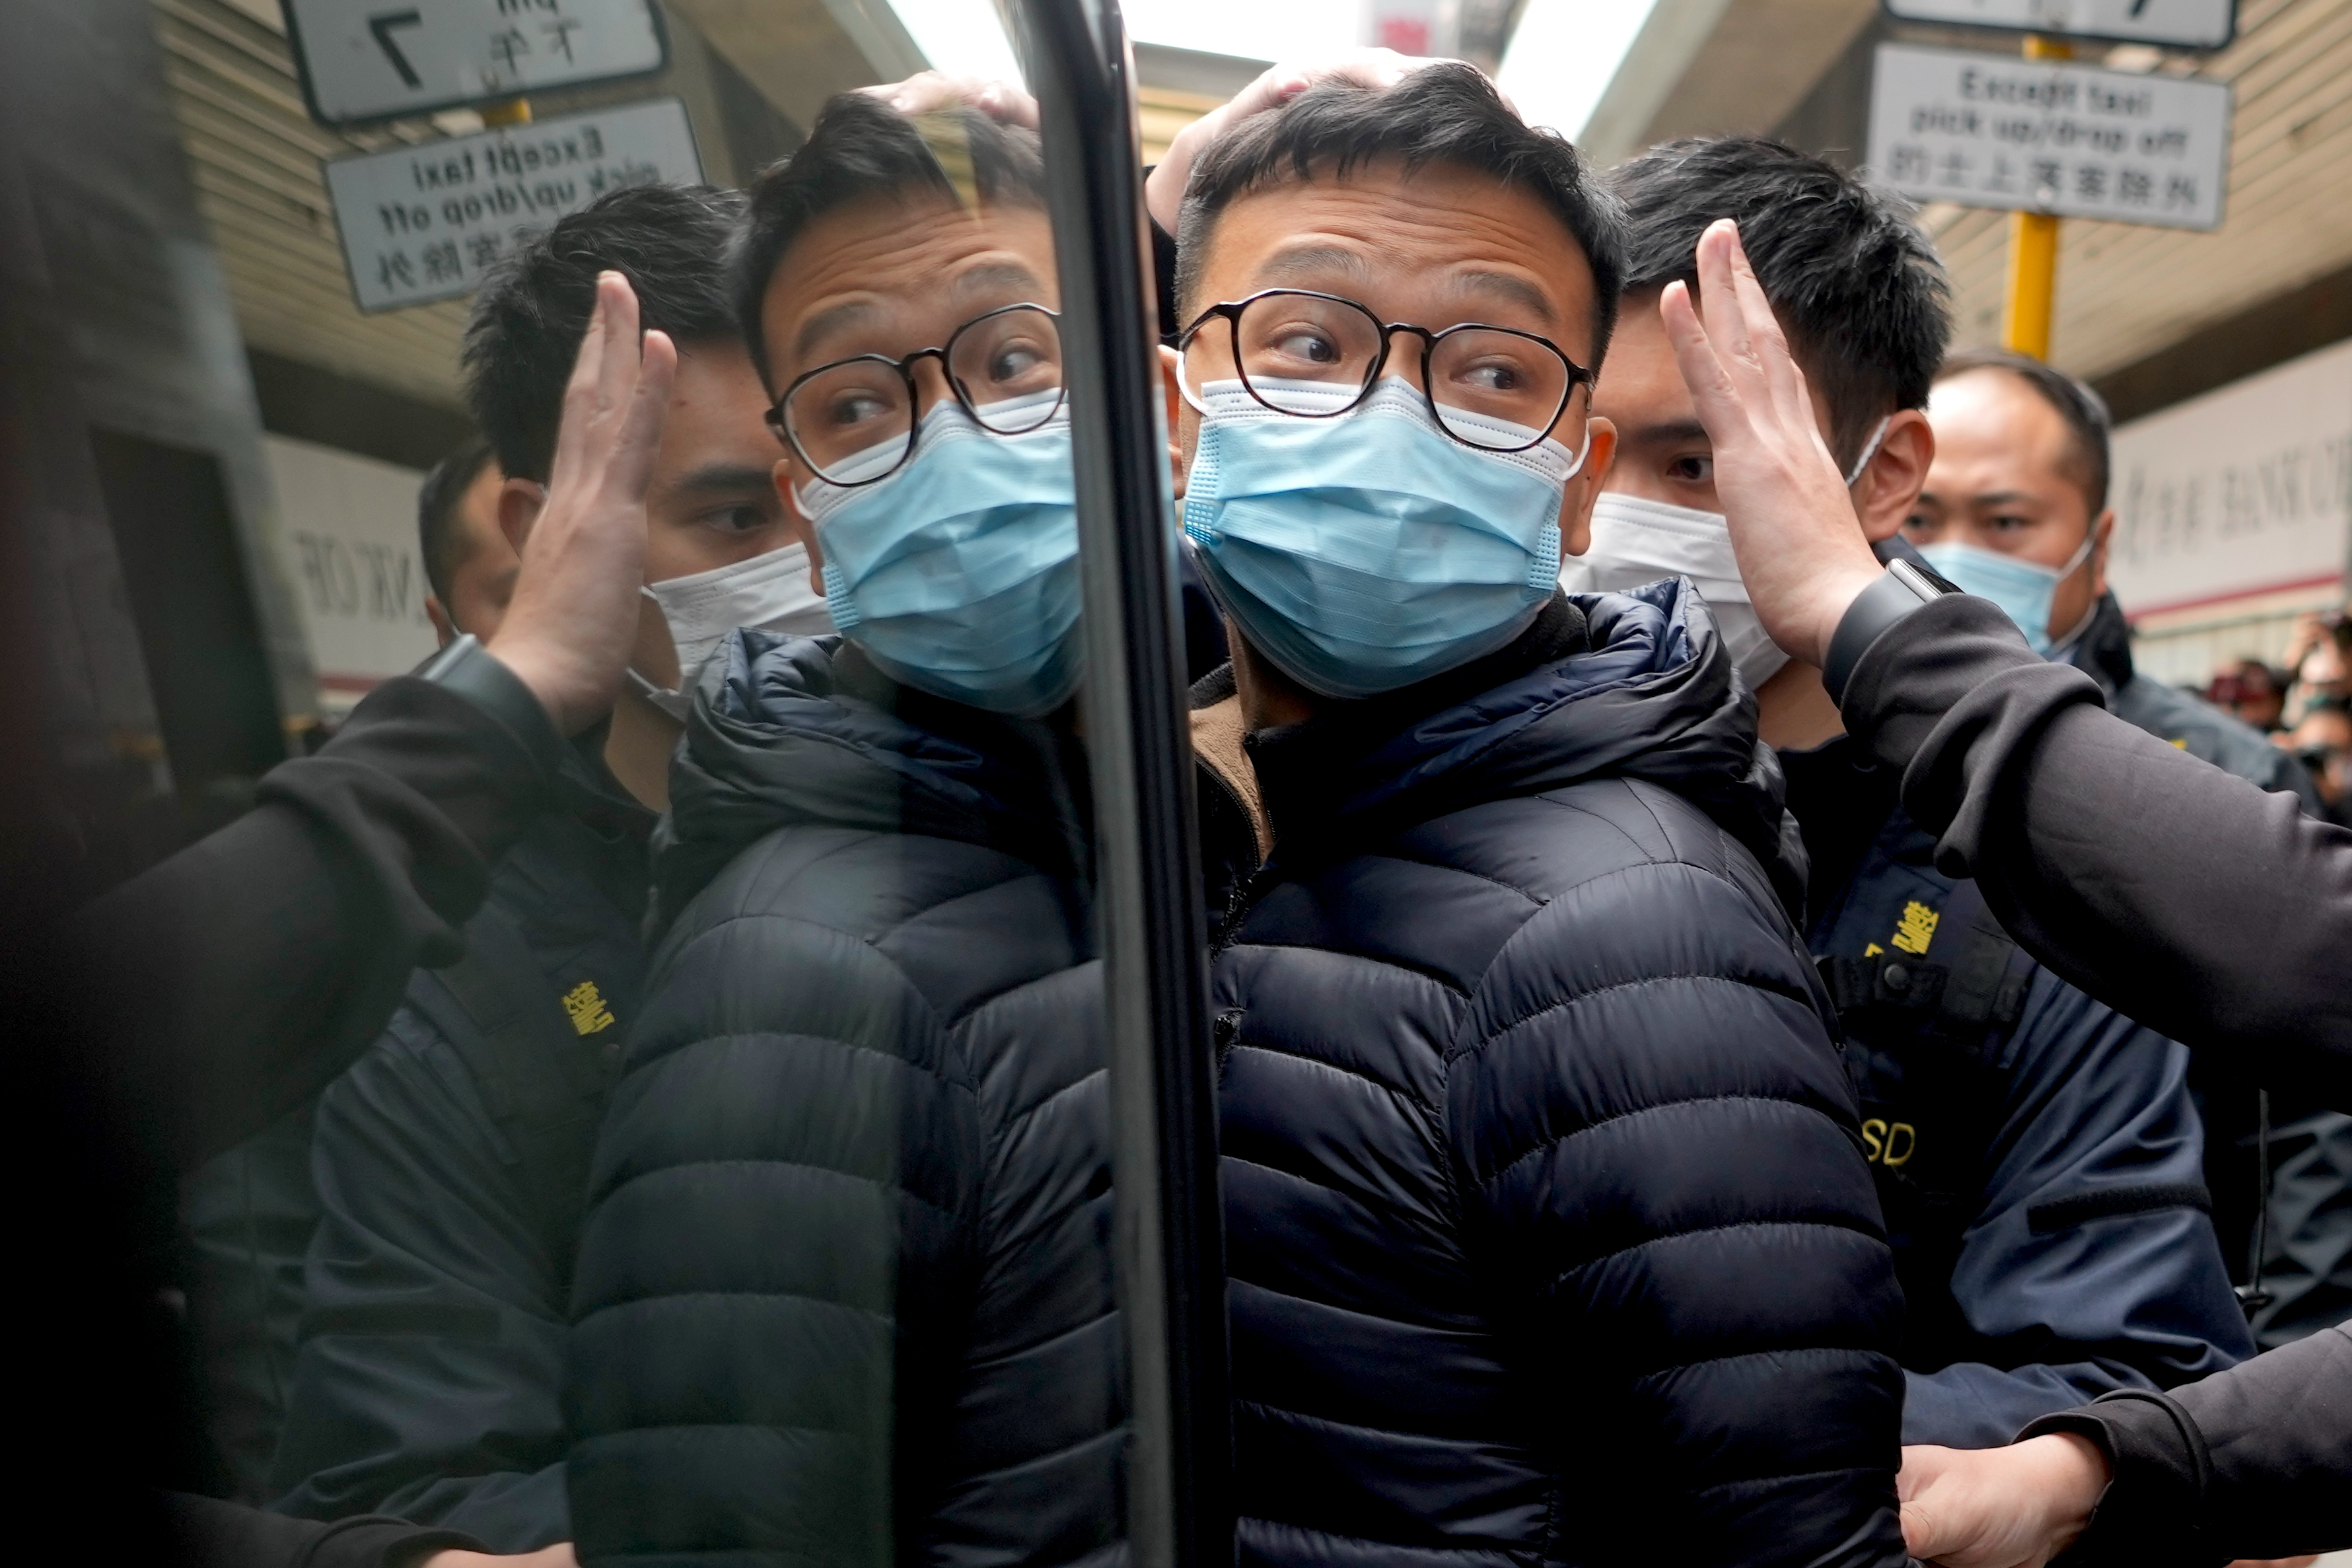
[564,633,1123,1568]
[1207,581,1909,1568]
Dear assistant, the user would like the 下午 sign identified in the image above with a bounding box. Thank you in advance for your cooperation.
[1881,0,2236,51]
[322,96,701,312]
[1867,43,2231,231]
[284,0,666,125]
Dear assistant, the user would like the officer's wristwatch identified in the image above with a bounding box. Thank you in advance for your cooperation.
[414,633,571,781]
[1821,558,1956,706]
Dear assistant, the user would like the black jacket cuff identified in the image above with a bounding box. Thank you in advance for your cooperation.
[2019,1390,2221,1568]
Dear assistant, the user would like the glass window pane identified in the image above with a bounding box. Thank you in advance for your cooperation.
[2,3,1212,1561]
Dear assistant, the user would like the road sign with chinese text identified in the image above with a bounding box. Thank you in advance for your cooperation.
[285,0,666,125]
[1867,44,2230,231]
[1881,0,2235,50]
[322,96,701,312]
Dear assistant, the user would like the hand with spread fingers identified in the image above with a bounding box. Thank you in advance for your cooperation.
[1898,1437,2109,1568]
[481,271,676,736]
[859,69,1040,129]
[1658,217,1886,668]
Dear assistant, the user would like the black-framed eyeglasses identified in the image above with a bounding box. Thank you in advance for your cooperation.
[1175,288,1592,453]
[767,302,1066,485]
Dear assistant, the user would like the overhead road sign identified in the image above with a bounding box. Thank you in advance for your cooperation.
[1867,43,2230,231]
[1882,0,2236,50]
[323,96,701,312]
[283,0,667,126]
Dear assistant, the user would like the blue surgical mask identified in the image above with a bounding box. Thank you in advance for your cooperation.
[1182,378,1586,699]
[1915,533,2094,657]
[797,392,1081,716]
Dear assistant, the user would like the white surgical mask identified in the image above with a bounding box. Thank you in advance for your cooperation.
[1843,416,1892,488]
[1563,493,1789,693]
[629,542,833,721]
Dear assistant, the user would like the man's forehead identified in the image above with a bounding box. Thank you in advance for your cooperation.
[773,194,1044,292]
[1205,167,1590,328]
[1930,373,2072,465]
[1591,301,1697,420]
[765,199,1050,361]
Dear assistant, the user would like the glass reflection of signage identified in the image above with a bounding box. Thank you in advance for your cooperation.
[320,96,701,313]
[283,0,668,126]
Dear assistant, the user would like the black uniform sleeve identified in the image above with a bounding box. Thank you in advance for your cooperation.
[161,1491,479,1568]
[2016,1324,2351,1564]
[1838,594,2352,1104]
[271,1007,573,1551]
[57,675,552,1166]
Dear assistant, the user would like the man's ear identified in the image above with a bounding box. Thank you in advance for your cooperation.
[773,457,826,596]
[2088,507,2115,598]
[496,478,547,556]
[1158,343,1190,497]
[1852,409,1932,543]
[1557,417,1617,559]
[425,594,458,649]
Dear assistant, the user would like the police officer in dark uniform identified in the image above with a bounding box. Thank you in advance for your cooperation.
[1787,670,2256,1443]
[1913,351,2348,1353]
[267,184,828,1550]
[1585,136,2256,1448]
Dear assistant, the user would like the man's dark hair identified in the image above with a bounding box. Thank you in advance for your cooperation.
[735,93,1049,390]
[1936,345,2114,515]
[416,436,497,608]
[1174,64,1626,363]
[1611,137,1949,470]
[464,182,746,484]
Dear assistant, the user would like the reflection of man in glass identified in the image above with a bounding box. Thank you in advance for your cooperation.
[269,184,820,1553]
[564,96,1120,1568]
[1168,69,1912,1565]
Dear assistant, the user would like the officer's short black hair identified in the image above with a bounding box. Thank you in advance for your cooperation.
[1610,137,1950,471]
[1935,345,2113,516]
[464,182,746,484]
[416,437,497,607]
[1174,63,1626,363]
[735,93,1049,390]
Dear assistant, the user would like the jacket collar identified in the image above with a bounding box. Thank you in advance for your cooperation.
[1221,579,1807,920]
[1189,662,1272,864]
[653,629,1092,931]
[2063,590,2135,697]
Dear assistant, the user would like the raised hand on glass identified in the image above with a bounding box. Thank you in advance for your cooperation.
[484,271,676,736]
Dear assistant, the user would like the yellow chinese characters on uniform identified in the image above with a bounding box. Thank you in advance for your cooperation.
[563,978,616,1036]
[1891,900,1940,956]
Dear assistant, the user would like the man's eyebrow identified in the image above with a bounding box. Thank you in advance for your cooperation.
[1256,244,1372,287]
[794,299,878,361]
[948,261,1045,303]
[1621,418,1711,447]
[1451,268,1556,326]
[662,462,775,497]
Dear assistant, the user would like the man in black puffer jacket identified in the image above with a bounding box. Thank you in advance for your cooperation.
[563,95,1122,1568]
[1168,70,1907,1568]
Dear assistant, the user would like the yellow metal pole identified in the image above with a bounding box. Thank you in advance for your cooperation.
[2001,36,2072,359]
[2003,211,2059,359]
[479,97,532,127]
